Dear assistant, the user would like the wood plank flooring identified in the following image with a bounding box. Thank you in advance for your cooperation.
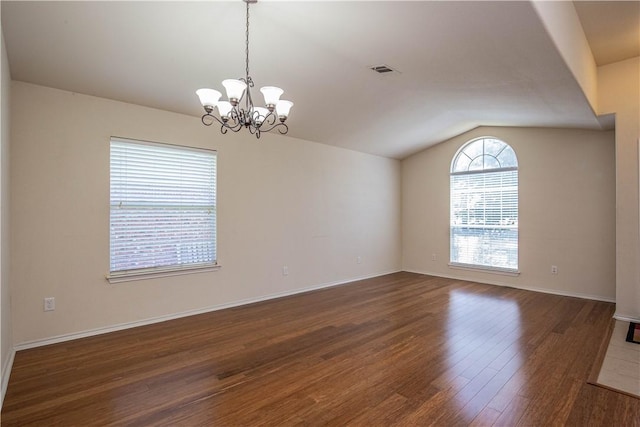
[2,272,639,426]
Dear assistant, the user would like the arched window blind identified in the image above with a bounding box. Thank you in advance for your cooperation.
[450,137,518,271]
[109,138,217,278]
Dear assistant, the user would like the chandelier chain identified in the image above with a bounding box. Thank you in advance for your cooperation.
[245,0,250,82]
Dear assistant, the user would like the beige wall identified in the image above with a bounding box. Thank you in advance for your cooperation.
[402,126,616,301]
[531,0,640,321]
[10,81,402,345]
[1,25,13,403]
[598,57,640,321]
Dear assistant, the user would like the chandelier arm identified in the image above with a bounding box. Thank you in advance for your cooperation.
[202,114,247,135]
[201,113,225,127]
[248,108,266,127]
[265,112,277,125]
[250,124,261,139]
[222,118,244,132]
[277,124,288,135]
[225,124,245,133]
[229,107,241,124]
[258,121,289,135]
[238,108,250,128]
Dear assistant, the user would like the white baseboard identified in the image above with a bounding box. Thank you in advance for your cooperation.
[14,270,401,352]
[1,348,15,410]
[403,269,616,303]
[613,313,640,323]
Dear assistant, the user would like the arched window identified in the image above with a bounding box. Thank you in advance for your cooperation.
[450,137,518,271]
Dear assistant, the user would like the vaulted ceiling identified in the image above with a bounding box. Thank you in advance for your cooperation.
[2,1,638,159]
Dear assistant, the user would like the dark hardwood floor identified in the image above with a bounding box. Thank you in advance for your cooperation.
[2,272,638,426]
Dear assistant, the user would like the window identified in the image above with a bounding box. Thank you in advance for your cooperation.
[109,138,217,281]
[450,137,518,272]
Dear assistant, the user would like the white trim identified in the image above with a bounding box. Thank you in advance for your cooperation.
[106,264,221,284]
[403,268,616,303]
[448,262,520,277]
[450,135,519,172]
[111,135,216,155]
[1,348,15,409]
[14,270,401,351]
[613,313,640,323]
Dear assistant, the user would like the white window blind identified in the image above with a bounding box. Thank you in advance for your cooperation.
[110,138,217,276]
[450,138,518,271]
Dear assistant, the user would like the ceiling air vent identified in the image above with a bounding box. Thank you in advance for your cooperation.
[370,64,397,74]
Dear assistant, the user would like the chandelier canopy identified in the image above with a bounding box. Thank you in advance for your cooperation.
[196,0,293,138]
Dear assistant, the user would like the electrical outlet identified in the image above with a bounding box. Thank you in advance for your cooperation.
[432,253,437,261]
[551,265,558,275]
[356,256,362,264]
[44,297,55,312]
[282,266,289,276]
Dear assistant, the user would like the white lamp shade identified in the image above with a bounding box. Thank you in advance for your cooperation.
[222,79,247,101]
[217,101,233,117]
[252,107,269,124]
[196,88,222,108]
[276,100,293,118]
[260,86,284,106]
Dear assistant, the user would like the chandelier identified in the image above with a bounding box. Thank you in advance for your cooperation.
[196,0,293,138]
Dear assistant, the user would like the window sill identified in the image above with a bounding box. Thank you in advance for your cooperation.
[448,262,520,277]
[106,264,221,284]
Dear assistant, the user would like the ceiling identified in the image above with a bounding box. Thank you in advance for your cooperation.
[574,0,640,66]
[2,1,638,159]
